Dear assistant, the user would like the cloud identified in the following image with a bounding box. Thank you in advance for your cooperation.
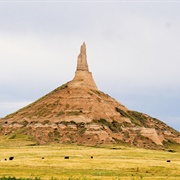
[0,101,32,118]
[0,32,82,83]
[90,12,180,88]
[0,2,180,131]
[158,116,180,132]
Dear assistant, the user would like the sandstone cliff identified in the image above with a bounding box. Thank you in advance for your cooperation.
[1,43,179,149]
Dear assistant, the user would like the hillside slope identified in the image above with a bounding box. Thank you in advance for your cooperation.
[1,43,179,149]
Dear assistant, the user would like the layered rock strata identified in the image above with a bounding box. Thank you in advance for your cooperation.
[1,43,179,149]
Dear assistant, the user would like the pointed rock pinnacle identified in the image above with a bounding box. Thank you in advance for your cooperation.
[77,42,89,71]
[73,42,98,90]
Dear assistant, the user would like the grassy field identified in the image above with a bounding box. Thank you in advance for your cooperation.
[0,138,179,180]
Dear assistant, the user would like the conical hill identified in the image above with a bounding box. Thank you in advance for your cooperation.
[1,43,180,149]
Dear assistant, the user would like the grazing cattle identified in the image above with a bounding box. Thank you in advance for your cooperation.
[167,160,171,162]
[91,156,93,159]
[4,159,7,161]
[168,149,175,153]
[9,157,14,160]
[64,156,69,159]
[42,157,45,159]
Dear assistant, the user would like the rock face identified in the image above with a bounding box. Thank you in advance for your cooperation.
[1,43,180,149]
[73,42,98,90]
[76,42,89,71]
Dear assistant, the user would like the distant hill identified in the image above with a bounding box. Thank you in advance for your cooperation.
[1,43,179,149]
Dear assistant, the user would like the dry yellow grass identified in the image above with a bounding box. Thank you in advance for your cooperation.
[0,141,179,180]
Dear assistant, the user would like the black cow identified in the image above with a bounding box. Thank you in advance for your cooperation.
[9,157,14,160]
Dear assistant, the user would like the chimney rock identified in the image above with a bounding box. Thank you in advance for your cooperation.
[77,42,89,71]
[72,42,98,90]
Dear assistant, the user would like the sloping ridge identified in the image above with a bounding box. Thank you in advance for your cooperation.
[1,43,180,149]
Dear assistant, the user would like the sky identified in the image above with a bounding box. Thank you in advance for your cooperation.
[0,0,180,132]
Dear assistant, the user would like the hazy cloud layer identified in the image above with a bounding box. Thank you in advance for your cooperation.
[0,2,180,131]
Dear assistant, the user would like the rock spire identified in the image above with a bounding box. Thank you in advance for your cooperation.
[1,42,180,149]
[77,42,89,71]
[73,42,98,90]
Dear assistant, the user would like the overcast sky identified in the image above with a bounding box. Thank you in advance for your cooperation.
[0,1,180,131]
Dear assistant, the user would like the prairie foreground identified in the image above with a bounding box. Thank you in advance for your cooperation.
[0,143,179,180]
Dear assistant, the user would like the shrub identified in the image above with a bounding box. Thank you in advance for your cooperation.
[21,120,28,127]
[42,120,50,125]
[9,134,16,139]
[111,120,122,132]
[70,121,77,125]
[124,131,130,138]
[67,111,79,116]
[57,111,65,117]
[61,121,69,126]
[66,104,70,108]
[59,83,68,90]
[128,111,148,127]
[116,107,141,127]
[93,119,122,133]
[78,127,86,135]
[115,107,129,118]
